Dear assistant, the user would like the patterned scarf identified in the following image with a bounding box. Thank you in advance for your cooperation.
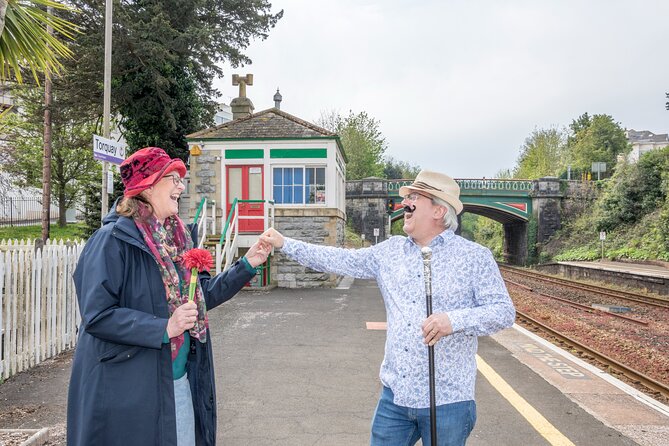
[133,202,208,360]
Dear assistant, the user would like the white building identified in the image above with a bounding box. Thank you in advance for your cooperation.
[185,84,347,287]
[625,129,669,162]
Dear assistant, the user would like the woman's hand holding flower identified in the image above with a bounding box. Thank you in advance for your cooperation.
[167,301,198,338]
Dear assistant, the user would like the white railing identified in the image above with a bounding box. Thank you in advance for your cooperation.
[194,198,216,249]
[215,200,275,274]
[216,201,240,274]
[0,239,84,380]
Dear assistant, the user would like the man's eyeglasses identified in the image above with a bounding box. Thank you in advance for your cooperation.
[402,192,427,203]
[162,174,184,186]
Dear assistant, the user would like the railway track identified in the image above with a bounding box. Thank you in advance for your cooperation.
[499,264,669,310]
[515,309,669,400]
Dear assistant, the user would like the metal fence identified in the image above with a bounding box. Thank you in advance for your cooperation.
[0,197,82,227]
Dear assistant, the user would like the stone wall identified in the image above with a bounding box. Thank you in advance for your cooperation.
[503,222,528,265]
[531,177,562,243]
[560,180,599,223]
[187,151,223,222]
[536,263,668,296]
[345,178,389,242]
[271,208,346,288]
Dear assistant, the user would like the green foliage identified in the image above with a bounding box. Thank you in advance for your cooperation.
[511,111,667,264]
[81,180,101,238]
[384,156,421,179]
[390,218,404,236]
[344,219,372,248]
[596,147,669,231]
[460,214,504,260]
[0,0,77,84]
[458,213,476,241]
[118,64,212,159]
[546,192,669,263]
[0,222,86,240]
[0,85,101,226]
[58,0,283,159]
[553,246,600,261]
[514,127,567,179]
[566,113,629,174]
[318,110,387,180]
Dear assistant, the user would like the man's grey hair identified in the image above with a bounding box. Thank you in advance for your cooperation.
[431,196,459,232]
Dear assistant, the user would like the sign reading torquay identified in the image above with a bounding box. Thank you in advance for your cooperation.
[93,135,126,164]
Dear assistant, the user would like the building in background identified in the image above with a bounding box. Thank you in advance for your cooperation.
[625,129,669,162]
[186,76,347,288]
[214,103,232,125]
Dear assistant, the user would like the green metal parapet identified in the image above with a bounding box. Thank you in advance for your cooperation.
[386,179,534,221]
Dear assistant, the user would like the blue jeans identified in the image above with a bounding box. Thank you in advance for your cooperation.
[174,373,195,446]
[370,386,476,446]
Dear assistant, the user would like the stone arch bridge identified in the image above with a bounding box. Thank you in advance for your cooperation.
[346,177,564,265]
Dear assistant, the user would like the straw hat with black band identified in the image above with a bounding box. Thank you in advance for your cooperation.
[398,170,464,215]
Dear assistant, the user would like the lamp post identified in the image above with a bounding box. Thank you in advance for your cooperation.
[101,0,113,222]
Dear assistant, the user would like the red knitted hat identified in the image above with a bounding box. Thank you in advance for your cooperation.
[120,147,187,197]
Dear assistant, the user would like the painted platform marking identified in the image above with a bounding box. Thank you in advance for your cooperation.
[366,322,387,330]
[476,355,575,446]
[519,343,588,379]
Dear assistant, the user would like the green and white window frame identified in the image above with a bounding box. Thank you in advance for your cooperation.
[272,165,326,205]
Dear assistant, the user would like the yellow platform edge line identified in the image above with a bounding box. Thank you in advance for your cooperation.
[476,355,575,446]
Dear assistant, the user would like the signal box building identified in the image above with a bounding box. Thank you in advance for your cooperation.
[185,83,347,288]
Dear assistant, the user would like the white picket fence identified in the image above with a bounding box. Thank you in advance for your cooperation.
[0,238,85,380]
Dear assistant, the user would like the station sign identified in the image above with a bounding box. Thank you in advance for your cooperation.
[93,135,126,164]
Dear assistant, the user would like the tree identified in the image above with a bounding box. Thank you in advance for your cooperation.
[383,156,420,179]
[57,0,283,160]
[566,113,630,174]
[0,0,75,84]
[318,110,387,180]
[514,127,567,179]
[1,85,99,226]
[597,147,669,231]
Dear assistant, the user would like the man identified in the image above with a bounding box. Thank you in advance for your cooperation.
[261,170,515,446]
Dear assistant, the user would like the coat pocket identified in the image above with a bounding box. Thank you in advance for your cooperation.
[98,344,142,364]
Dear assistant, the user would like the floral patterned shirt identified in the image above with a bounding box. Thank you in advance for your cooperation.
[281,229,515,408]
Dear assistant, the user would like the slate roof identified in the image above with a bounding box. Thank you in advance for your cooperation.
[187,108,337,140]
[627,129,669,143]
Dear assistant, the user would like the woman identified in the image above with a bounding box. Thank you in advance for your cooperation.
[67,147,269,445]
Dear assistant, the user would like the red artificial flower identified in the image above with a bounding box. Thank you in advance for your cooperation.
[182,248,214,273]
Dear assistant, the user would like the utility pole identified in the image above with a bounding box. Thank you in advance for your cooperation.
[41,5,53,242]
[101,0,113,222]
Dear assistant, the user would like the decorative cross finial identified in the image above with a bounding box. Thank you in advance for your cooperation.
[232,74,253,98]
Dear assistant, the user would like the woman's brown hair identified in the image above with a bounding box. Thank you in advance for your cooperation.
[116,195,153,218]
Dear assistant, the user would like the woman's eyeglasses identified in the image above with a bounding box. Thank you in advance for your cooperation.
[162,174,184,186]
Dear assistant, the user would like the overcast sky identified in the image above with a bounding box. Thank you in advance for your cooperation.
[212,0,669,178]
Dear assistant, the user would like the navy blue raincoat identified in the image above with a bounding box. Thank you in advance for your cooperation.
[67,208,255,446]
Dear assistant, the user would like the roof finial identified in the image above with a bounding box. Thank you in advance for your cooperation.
[232,74,253,98]
[274,88,282,109]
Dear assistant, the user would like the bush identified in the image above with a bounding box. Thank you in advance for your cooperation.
[597,147,669,231]
[554,246,600,261]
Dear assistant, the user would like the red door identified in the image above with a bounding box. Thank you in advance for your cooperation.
[227,165,264,232]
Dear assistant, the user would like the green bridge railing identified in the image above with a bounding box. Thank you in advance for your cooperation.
[387,178,533,196]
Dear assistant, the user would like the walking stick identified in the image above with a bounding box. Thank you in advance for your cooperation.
[421,246,437,446]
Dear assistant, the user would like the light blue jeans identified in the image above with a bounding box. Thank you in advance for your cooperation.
[174,373,195,446]
[370,386,476,446]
